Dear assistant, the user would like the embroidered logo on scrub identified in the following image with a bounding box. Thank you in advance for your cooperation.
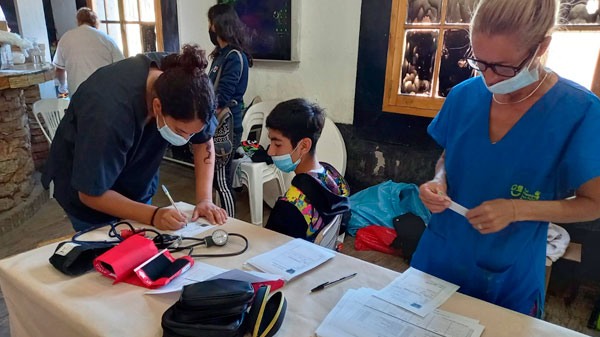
[511,184,541,200]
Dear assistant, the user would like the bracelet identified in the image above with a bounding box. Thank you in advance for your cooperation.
[150,206,163,226]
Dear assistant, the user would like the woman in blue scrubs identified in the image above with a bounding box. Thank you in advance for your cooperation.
[412,0,600,317]
[43,45,228,231]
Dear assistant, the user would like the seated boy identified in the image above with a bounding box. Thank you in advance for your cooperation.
[264,99,350,242]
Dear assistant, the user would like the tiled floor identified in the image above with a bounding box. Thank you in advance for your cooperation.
[0,161,598,336]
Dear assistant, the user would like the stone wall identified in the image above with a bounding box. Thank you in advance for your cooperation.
[0,88,35,212]
[337,124,442,192]
[23,86,48,169]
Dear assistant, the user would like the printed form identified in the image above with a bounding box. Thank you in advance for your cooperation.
[374,267,460,317]
[245,238,335,282]
[315,288,484,337]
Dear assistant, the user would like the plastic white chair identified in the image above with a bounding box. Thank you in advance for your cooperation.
[33,98,70,144]
[313,214,344,251]
[317,117,347,175]
[238,101,286,226]
[240,97,265,141]
[33,98,70,198]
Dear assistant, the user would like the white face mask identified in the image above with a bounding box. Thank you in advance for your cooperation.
[156,114,192,146]
[480,46,540,95]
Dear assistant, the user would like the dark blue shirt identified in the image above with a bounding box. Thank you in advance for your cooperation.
[207,45,249,134]
[42,53,217,224]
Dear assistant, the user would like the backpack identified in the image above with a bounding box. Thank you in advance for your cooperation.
[212,49,244,169]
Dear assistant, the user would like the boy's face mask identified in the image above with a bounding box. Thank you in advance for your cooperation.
[271,145,301,173]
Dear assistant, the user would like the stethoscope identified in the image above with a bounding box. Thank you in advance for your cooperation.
[71,221,249,258]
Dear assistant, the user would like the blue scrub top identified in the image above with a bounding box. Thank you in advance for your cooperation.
[42,53,217,225]
[411,75,600,316]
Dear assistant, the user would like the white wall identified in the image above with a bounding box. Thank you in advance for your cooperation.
[177,0,361,124]
[51,0,77,39]
[14,0,54,98]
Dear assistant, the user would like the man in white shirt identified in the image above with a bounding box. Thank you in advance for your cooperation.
[53,7,124,96]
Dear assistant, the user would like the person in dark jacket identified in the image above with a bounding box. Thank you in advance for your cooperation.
[207,4,252,217]
[265,99,350,242]
[42,45,227,231]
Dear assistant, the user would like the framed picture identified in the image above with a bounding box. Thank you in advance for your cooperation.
[219,0,292,61]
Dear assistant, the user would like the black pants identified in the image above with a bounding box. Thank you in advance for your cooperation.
[214,130,242,217]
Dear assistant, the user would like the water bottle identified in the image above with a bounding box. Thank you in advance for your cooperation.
[31,42,42,66]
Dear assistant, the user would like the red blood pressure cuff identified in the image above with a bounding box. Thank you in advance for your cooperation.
[93,235,193,289]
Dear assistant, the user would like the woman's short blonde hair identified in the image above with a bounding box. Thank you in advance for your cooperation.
[470,0,558,51]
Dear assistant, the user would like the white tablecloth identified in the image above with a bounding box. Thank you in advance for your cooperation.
[0,205,587,337]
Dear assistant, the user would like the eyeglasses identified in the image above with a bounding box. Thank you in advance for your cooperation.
[466,51,535,77]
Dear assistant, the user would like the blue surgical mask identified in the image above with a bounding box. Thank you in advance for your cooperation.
[156,114,191,146]
[271,146,301,173]
[481,46,540,95]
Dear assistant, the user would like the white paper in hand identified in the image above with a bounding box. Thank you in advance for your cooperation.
[449,201,468,217]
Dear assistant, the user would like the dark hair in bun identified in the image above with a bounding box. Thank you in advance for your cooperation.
[154,44,216,122]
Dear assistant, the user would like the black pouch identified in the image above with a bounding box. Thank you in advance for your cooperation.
[162,310,246,337]
[179,279,255,309]
[172,303,250,323]
[162,281,287,337]
[49,241,116,276]
[246,285,287,337]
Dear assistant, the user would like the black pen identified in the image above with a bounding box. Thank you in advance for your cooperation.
[310,273,357,293]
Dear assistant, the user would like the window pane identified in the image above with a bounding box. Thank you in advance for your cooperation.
[107,23,123,52]
[446,0,480,23]
[559,0,600,24]
[96,0,106,21]
[546,31,600,89]
[140,0,156,22]
[126,24,142,57]
[406,0,442,24]
[123,0,139,21]
[141,24,157,52]
[438,29,474,97]
[105,0,120,21]
[400,29,439,96]
[98,22,108,35]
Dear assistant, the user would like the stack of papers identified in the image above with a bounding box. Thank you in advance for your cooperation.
[316,288,485,337]
[245,238,335,282]
[374,267,459,317]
